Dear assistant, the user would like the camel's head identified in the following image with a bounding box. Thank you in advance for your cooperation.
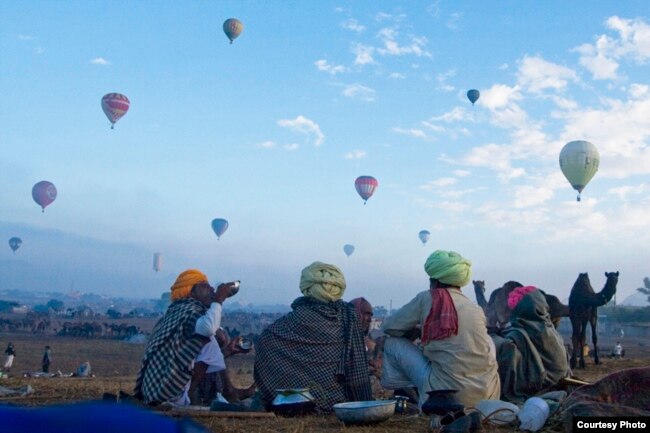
[605,271,620,281]
[472,280,485,292]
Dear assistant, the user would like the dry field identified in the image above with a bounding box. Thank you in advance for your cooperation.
[1,331,648,433]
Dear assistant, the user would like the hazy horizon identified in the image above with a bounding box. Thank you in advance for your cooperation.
[2,1,649,309]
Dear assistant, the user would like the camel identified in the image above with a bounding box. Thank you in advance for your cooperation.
[568,271,619,369]
[473,280,570,331]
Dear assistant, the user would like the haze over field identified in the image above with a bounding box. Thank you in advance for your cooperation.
[1,1,649,308]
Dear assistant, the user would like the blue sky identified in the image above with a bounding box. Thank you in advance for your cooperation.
[1,1,649,308]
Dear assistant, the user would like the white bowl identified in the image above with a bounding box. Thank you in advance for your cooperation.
[333,400,396,425]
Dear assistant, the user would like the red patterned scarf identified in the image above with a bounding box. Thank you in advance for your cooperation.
[421,288,458,343]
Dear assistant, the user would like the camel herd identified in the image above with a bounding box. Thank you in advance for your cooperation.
[472,271,619,369]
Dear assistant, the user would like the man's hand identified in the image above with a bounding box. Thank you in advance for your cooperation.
[222,336,251,357]
[214,283,233,304]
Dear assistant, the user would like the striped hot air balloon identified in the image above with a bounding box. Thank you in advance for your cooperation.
[101,93,130,129]
[354,176,378,204]
[223,18,244,44]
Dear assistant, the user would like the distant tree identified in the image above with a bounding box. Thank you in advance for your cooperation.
[373,305,388,318]
[636,277,650,304]
[33,304,49,313]
[106,308,122,319]
[0,300,19,312]
[46,299,65,312]
[154,292,171,313]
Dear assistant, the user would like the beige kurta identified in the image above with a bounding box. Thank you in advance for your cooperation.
[382,289,501,407]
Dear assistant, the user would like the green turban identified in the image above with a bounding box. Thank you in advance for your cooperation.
[299,261,346,303]
[424,250,472,287]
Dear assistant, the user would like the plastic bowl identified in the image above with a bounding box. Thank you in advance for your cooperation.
[333,400,396,425]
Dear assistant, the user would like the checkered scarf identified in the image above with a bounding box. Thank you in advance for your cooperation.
[134,298,208,404]
[254,297,372,413]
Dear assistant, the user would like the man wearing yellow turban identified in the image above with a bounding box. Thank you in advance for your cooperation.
[134,269,237,406]
[377,250,500,409]
[254,261,372,413]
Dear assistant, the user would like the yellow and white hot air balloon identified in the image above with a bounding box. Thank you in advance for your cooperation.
[559,140,600,202]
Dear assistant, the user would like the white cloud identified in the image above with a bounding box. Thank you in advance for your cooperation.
[376,28,431,58]
[511,185,555,208]
[607,184,647,201]
[391,127,427,139]
[341,18,365,33]
[90,57,111,65]
[629,83,649,98]
[453,170,471,177]
[344,150,367,159]
[389,72,406,79]
[18,34,35,40]
[35,47,45,54]
[353,43,375,65]
[432,177,457,187]
[436,69,456,92]
[480,84,522,110]
[460,143,526,182]
[575,16,650,80]
[314,59,347,75]
[517,55,578,93]
[342,84,376,101]
[277,115,325,146]
[428,107,469,123]
[283,143,299,151]
[258,140,276,149]
[446,12,463,31]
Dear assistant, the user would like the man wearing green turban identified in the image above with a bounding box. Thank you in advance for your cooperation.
[376,250,500,408]
[254,261,372,413]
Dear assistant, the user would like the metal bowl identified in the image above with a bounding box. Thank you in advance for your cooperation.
[333,400,396,425]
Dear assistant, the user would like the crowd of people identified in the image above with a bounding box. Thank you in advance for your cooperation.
[129,249,585,416]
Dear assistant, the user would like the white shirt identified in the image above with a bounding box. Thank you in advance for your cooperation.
[194,302,223,337]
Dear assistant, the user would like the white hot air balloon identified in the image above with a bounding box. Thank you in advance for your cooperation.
[559,140,600,202]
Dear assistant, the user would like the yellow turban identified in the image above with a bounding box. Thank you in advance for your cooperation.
[424,250,472,288]
[170,269,208,301]
[299,261,346,303]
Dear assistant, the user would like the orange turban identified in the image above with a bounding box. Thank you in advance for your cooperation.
[170,269,208,301]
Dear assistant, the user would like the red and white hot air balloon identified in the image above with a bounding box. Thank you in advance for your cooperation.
[354,176,378,204]
[101,93,130,129]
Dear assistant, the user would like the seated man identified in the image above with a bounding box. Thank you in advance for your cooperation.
[134,269,235,406]
[376,250,501,409]
[189,328,255,405]
[610,341,624,359]
[254,262,372,413]
[492,285,570,402]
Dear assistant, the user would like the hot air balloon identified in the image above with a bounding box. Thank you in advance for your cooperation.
[343,244,355,257]
[211,218,229,240]
[9,237,22,253]
[467,89,480,105]
[153,253,162,272]
[101,93,130,129]
[418,230,430,245]
[355,176,378,205]
[223,18,244,44]
[559,140,600,202]
[32,181,57,212]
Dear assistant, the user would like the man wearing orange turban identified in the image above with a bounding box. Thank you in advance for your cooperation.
[135,269,237,406]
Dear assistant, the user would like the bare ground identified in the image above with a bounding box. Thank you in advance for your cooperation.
[1,331,648,433]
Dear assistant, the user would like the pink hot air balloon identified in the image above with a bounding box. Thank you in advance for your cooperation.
[32,181,57,212]
[101,93,130,129]
[354,176,378,204]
